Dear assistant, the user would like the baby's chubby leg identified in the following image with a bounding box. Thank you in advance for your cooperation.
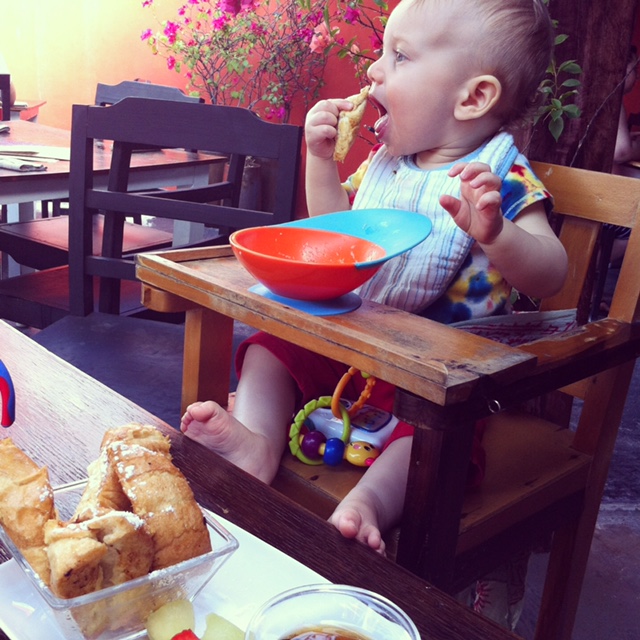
[329,436,412,553]
[181,344,297,484]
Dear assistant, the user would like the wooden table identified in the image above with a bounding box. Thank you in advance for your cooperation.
[0,120,224,225]
[0,320,519,640]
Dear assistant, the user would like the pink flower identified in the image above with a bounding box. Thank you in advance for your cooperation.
[369,32,383,51]
[344,7,360,24]
[241,0,256,10]
[163,21,180,44]
[250,22,266,36]
[310,22,332,53]
[167,55,176,70]
[140,29,153,41]
[298,27,315,43]
[212,15,229,30]
[219,0,240,15]
[142,0,153,7]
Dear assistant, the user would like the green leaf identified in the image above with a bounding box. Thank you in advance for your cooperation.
[561,78,581,88]
[559,90,578,102]
[554,33,569,45]
[563,104,581,118]
[559,61,582,75]
[549,116,564,142]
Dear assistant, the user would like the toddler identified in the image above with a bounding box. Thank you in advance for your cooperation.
[181,0,568,560]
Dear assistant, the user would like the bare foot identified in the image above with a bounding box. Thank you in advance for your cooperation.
[329,487,386,554]
[180,400,278,483]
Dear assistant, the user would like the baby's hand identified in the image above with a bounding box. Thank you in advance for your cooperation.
[440,162,504,245]
[304,98,353,161]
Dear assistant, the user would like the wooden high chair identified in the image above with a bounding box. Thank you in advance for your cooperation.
[137,162,640,640]
[275,161,640,640]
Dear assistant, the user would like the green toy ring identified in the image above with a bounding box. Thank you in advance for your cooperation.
[288,396,351,465]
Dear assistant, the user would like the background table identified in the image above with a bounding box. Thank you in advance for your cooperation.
[0,120,223,223]
[0,320,519,640]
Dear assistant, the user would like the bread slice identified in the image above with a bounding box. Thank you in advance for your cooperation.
[45,520,107,598]
[108,442,211,570]
[0,439,55,584]
[84,510,154,586]
[72,449,131,522]
[73,424,171,522]
[333,86,370,162]
[100,422,172,455]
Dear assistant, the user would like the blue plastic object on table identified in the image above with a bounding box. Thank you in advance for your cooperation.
[0,359,15,427]
[282,208,432,269]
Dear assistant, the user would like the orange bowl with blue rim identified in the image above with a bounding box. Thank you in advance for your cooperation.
[230,209,432,304]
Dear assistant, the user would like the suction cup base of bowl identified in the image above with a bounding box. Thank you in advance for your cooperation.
[249,284,362,316]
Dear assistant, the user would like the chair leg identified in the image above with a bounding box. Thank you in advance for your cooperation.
[590,226,615,320]
[181,306,234,413]
[535,362,634,640]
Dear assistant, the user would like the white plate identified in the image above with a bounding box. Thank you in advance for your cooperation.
[0,513,327,640]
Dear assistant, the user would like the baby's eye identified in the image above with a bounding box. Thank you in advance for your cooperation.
[394,49,407,63]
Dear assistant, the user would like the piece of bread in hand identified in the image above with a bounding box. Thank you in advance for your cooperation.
[333,86,370,162]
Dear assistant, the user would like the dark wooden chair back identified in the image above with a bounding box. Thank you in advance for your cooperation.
[68,97,302,316]
[0,74,11,121]
[272,161,640,640]
[94,80,203,106]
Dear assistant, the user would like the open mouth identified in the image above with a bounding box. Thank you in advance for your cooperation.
[368,92,388,141]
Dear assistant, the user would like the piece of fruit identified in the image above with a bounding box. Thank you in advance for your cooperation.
[146,599,196,640]
[172,632,199,640]
[201,613,244,640]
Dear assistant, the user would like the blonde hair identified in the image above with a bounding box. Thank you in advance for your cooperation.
[474,0,554,126]
[411,0,554,126]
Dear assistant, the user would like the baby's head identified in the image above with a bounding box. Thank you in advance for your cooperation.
[367,0,554,161]
[464,0,554,127]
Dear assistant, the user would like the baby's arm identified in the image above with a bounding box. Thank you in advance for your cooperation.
[440,162,568,299]
[304,99,352,216]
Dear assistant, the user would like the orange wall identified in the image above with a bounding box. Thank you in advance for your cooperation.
[0,0,185,130]
[0,1,391,186]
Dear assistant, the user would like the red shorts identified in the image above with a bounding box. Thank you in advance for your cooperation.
[236,332,486,487]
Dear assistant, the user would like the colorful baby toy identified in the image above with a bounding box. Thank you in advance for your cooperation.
[288,367,384,467]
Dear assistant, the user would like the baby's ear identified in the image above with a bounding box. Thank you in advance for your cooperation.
[454,75,502,120]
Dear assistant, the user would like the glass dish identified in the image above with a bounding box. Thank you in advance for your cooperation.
[0,481,239,640]
[244,583,421,640]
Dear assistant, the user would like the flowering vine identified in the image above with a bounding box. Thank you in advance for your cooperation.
[141,0,391,122]
[311,0,389,80]
[142,0,329,122]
